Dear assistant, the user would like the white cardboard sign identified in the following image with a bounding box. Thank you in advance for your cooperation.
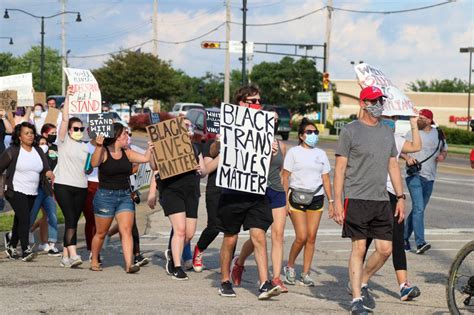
[64,67,101,114]
[216,103,275,195]
[0,73,34,107]
[355,63,416,116]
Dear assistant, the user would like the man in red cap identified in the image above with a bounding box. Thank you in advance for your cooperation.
[333,86,406,314]
[401,109,447,254]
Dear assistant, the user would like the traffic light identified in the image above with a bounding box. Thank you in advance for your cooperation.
[201,41,220,49]
[323,72,330,91]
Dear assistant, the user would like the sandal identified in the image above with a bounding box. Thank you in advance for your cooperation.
[126,264,140,274]
[89,264,103,271]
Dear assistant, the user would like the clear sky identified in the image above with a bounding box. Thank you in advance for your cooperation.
[1,0,473,90]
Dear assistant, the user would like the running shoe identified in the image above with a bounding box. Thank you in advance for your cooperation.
[134,253,150,267]
[218,281,236,297]
[272,277,288,293]
[47,243,61,257]
[404,240,411,251]
[361,285,375,310]
[350,298,371,314]
[416,242,431,255]
[69,255,83,268]
[4,231,11,248]
[127,264,140,274]
[400,283,421,301]
[171,266,188,281]
[283,265,296,285]
[60,256,71,267]
[21,246,36,262]
[5,245,18,260]
[230,256,244,286]
[258,280,282,300]
[165,249,174,275]
[298,272,315,287]
[192,245,204,272]
[38,243,50,252]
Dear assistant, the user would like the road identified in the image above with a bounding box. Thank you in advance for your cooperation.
[0,135,472,313]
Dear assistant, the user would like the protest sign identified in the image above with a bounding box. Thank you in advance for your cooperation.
[149,112,161,124]
[64,68,101,114]
[216,103,275,195]
[0,90,17,112]
[206,109,220,134]
[146,117,197,179]
[134,163,153,190]
[44,107,61,126]
[354,63,416,116]
[34,92,46,106]
[0,73,34,107]
[88,112,115,138]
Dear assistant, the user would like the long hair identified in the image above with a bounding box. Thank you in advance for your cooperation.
[297,118,318,144]
[11,122,37,147]
[104,122,125,147]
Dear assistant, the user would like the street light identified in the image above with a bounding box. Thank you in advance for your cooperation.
[0,36,13,45]
[3,8,81,91]
[460,47,473,131]
[66,49,71,67]
[350,60,364,65]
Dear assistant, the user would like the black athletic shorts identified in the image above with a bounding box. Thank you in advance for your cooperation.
[342,198,393,241]
[288,193,324,212]
[217,192,273,235]
[159,182,199,219]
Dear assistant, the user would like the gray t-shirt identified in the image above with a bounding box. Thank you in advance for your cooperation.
[336,120,397,201]
[405,128,447,181]
[54,135,89,188]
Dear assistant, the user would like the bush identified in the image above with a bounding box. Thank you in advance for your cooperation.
[439,126,474,145]
[128,112,176,131]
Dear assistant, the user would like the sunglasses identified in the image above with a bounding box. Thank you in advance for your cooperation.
[366,97,386,105]
[304,130,319,135]
[72,127,85,132]
[244,98,261,105]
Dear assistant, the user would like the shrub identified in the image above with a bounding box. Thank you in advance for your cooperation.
[439,126,474,145]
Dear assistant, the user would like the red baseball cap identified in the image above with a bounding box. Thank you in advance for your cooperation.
[419,109,434,123]
[360,86,386,101]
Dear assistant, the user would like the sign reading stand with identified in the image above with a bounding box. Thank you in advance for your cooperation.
[64,68,102,114]
[216,103,275,195]
[147,117,197,180]
[354,63,416,116]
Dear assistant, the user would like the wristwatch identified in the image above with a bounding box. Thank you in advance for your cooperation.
[396,194,406,200]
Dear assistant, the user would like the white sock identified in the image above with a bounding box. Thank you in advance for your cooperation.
[400,282,408,290]
[352,297,363,303]
[361,283,368,288]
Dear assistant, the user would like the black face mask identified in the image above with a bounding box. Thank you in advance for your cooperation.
[274,121,279,134]
[47,134,57,144]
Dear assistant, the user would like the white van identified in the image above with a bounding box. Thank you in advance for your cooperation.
[170,103,204,117]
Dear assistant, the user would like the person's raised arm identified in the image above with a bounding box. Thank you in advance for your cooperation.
[126,141,153,164]
[91,135,106,168]
[59,86,73,142]
[402,116,421,153]
[1,110,13,134]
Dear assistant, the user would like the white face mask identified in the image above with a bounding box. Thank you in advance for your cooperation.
[40,144,49,153]
[34,110,43,117]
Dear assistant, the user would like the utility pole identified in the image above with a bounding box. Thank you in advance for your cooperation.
[241,0,247,86]
[152,0,158,57]
[61,0,67,95]
[325,0,334,125]
[224,0,231,103]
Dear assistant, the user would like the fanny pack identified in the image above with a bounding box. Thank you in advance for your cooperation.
[290,185,323,206]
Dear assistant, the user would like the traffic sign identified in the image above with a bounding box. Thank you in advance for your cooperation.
[228,40,254,54]
[317,91,332,103]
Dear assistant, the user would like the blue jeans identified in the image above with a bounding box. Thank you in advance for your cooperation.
[30,187,58,243]
[404,175,434,247]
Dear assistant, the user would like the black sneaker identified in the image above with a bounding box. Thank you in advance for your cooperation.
[165,249,174,275]
[3,231,11,248]
[134,253,149,267]
[404,240,411,251]
[218,281,236,297]
[258,280,282,300]
[5,246,18,260]
[21,246,36,262]
[171,266,188,280]
[351,298,371,314]
[416,242,431,254]
[361,285,375,310]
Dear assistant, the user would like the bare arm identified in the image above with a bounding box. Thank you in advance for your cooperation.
[197,153,207,178]
[59,86,73,142]
[333,156,348,225]
[90,135,105,168]
[125,141,153,164]
[402,116,421,153]
[281,168,291,214]
[1,111,13,133]
[322,173,334,219]
[204,155,219,174]
[388,156,405,223]
[147,171,158,209]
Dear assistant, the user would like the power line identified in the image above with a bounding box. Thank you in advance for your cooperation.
[231,6,326,26]
[69,22,226,59]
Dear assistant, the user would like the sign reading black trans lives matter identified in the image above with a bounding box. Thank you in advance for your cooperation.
[216,103,275,195]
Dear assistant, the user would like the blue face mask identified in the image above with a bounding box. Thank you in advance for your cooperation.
[381,118,395,131]
[304,133,319,147]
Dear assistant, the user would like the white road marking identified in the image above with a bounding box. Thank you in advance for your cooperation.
[429,196,474,204]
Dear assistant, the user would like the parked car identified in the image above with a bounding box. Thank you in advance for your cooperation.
[262,105,291,140]
[170,103,204,117]
[186,108,217,144]
[111,108,131,123]
[133,107,151,115]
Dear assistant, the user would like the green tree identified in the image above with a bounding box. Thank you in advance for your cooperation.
[407,78,471,93]
[172,71,224,108]
[0,46,62,95]
[93,51,180,112]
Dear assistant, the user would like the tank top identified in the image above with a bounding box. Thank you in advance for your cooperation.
[98,147,132,190]
[267,141,284,192]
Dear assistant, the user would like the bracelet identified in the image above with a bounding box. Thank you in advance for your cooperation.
[328,199,334,203]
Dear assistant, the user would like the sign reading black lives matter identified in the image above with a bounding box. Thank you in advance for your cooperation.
[206,110,220,134]
[147,117,197,180]
[216,103,275,195]
[88,112,115,138]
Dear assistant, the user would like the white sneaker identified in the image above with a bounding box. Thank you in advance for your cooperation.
[47,243,61,257]
[38,243,50,252]
[29,232,35,244]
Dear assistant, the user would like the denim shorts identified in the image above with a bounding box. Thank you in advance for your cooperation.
[93,188,135,218]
